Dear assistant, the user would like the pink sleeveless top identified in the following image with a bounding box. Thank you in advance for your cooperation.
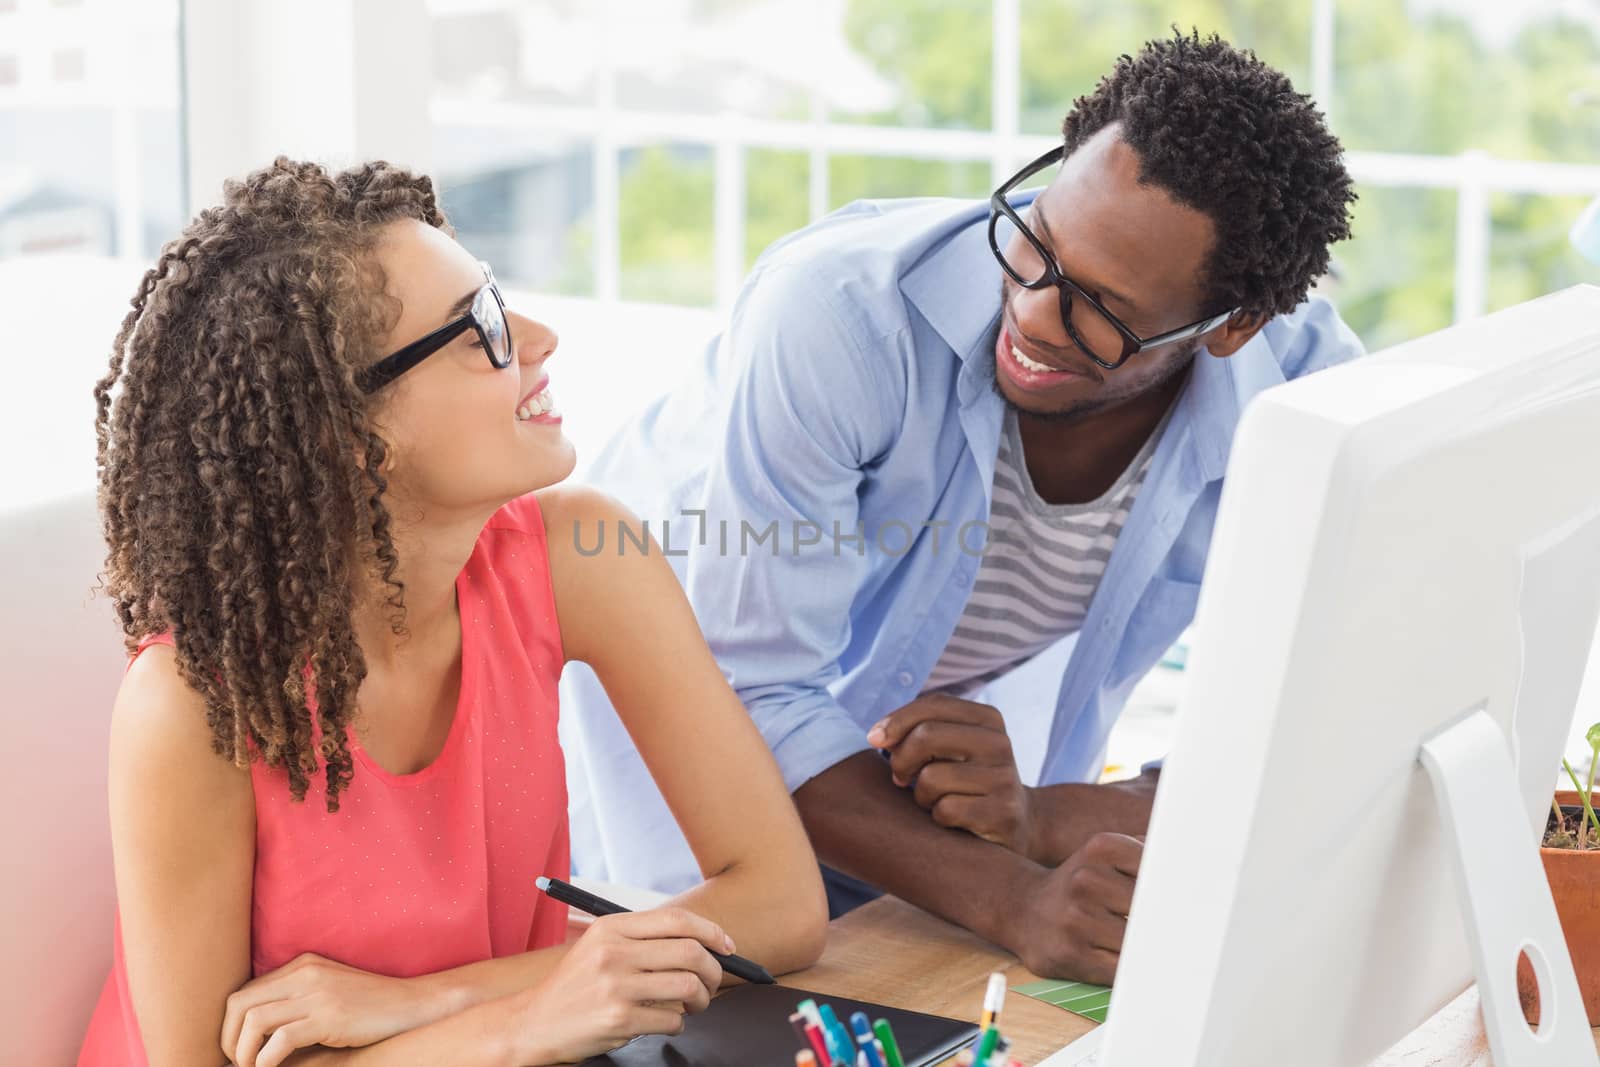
[78,494,570,1065]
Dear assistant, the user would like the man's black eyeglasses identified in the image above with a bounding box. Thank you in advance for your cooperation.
[361,262,512,393]
[988,146,1239,371]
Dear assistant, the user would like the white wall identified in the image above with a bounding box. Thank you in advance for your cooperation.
[182,0,432,214]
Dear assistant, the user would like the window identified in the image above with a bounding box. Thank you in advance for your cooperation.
[1331,0,1600,340]
[1332,186,1458,353]
[1,0,183,508]
[1335,1,1599,162]
[835,0,993,130]
[429,1,600,296]
[425,0,1600,343]
[828,155,989,209]
[1018,0,1310,137]
[617,143,716,305]
[1490,192,1597,314]
[51,48,85,81]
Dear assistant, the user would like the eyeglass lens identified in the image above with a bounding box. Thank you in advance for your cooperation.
[991,209,1127,365]
[474,286,512,368]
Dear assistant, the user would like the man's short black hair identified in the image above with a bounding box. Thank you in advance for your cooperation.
[1062,29,1356,319]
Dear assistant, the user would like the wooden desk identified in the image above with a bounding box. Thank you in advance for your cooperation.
[781,896,1082,1064]
[782,896,1600,1066]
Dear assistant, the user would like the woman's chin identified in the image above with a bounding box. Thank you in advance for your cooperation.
[521,442,579,494]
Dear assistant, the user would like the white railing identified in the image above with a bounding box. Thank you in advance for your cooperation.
[429,99,1600,320]
[424,0,1600,321]
[7,0,1597,332]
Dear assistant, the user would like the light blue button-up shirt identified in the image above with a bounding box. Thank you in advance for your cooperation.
[558,194,1365,892]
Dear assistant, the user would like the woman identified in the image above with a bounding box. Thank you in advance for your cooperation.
[77,158,827,1066]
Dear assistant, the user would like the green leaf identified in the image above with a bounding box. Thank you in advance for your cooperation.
[1587,722,1600,750]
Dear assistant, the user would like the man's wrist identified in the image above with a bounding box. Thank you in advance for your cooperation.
[1026,777,1160,865]
[983,849,1047,953]
[1024,783,1086,865]
[1021,784,1060,865]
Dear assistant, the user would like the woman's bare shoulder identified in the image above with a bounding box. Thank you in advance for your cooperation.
[111,643,252,806]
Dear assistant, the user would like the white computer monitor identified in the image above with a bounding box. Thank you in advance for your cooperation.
[1091,284,1600,1066]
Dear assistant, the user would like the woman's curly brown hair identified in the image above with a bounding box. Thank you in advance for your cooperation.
[95,156,449,810]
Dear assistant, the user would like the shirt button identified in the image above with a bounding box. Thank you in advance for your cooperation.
[897,671,915,688]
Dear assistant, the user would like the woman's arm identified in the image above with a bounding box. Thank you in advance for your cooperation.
[226,476,835,1047]
[270,909,735,1067]
[118,646,737,1067]
[542,485,830,977]
[109,643,256,1065]
[111,644,557,1066]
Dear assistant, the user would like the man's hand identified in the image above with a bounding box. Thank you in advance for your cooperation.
[867,693,1160,866]
[867,694,1039,856]
[796,751,1151,983]
[1002,832,1143,984]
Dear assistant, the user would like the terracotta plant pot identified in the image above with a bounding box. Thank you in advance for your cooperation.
[1518,791,1600,1027]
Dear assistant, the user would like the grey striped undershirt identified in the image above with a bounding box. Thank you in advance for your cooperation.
[921,407,1162,696]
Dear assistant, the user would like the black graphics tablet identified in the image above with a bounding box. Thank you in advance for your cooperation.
[579,983,980,1067]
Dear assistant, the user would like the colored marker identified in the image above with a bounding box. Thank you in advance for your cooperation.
[849,1012,886,1067]
[792,1011,833,1065]
[798,999,844,1067]
[979,972,1007,1029]
[973,1026,1000,1066]
[822,1028,851,1066]
[986,1035,1012,1067]
[802,1021,833,1066]
[872,1019,906,1067]
[819,1003,855,1061]
[816,1004,853,1066]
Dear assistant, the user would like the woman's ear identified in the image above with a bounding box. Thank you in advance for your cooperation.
[1204,312,1270,358]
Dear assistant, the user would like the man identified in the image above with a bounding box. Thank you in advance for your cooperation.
[559,30,1362,982]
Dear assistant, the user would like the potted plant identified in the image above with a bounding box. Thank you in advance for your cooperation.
[1519,723,1600,1027]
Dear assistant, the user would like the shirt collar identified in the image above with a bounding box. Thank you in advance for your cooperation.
[1182,328,1291,483]
[898,196,1025,381]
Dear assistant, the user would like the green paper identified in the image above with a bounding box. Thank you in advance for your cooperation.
[1013,978,1113,1024]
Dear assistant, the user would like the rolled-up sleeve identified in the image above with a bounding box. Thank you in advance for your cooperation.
[684,264,905,792]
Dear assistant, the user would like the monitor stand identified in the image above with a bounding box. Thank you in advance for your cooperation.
[1420,707,1599,1066]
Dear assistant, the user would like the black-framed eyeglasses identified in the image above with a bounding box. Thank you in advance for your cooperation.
[360,262,512,393]
[989,146,1239,371]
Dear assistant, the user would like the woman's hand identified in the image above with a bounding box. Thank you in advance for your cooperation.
[220,952,450,1067]
[509,907,730,1065]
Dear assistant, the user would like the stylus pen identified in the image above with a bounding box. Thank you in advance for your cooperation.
[535,876,775,984]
